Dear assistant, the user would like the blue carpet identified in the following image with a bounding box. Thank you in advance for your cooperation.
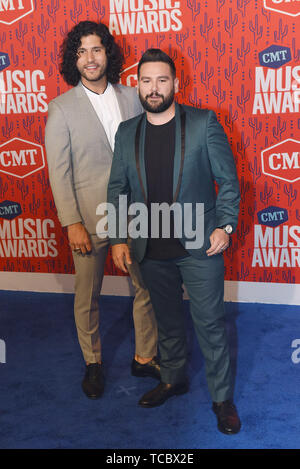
[0,290,300,449]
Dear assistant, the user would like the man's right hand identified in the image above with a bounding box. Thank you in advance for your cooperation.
[67,222,92,254]
[111,244,132,273]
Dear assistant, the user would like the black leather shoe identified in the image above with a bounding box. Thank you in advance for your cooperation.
[139,382,189,408]
[212,400,241,434]
[131,357,160,380]
[82,363,104,399]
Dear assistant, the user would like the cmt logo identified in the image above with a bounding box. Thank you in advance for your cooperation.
[259,45,291,69]
[0,200,22,219]
[257,206,288,227]
[0,0,34,25]
[0,138,45,178]
[264,0,300,17]
[0,51,10,72]
[120,62,138,87]
[261,139,300,183]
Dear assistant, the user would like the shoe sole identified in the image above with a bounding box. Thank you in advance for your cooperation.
[82,390,104,399]
[84,393,103,399]
[131,370,160,380]
[217,423,241,435]
[82,384,104,400]
[139,386,189,408]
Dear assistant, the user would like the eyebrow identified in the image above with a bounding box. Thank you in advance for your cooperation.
[140,75,170,79]
[77,46,104,50]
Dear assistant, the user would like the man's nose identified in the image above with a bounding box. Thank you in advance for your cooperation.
[150,81,158,92]
[87,50,95,61]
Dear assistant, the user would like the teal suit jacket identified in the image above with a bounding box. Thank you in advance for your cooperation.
[107,102,240,262]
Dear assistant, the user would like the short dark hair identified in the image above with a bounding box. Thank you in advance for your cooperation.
[137,49,176,78]
[59,21,124,86]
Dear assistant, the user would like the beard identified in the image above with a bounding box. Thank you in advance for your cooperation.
[77,62,107,84]
[139,88,175,113]
[82,70,106,82]
[80,68,106,83]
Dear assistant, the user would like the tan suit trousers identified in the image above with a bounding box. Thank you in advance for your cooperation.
[72,235,158,364]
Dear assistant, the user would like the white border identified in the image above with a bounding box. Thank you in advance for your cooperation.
[0,137,45,179]
[0,272,299,305]
[120,62,139,74]
[0,0,34,25]
[261,138,300,183]
[263,0,300,17]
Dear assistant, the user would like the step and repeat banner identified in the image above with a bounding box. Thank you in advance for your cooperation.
[0,0,299,297]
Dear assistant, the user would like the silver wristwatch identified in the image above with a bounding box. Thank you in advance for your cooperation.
[219,224,233,235]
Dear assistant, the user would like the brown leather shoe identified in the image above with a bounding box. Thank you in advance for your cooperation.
[139,382,189,408]
[131,357,160,380]
[212,400,241,434]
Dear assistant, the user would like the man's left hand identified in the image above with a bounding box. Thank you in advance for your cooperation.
[111,243,132,273]
[206,228,230,256]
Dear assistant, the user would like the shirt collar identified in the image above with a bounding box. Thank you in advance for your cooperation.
[81,81,111,96]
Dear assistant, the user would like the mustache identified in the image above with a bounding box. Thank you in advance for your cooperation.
[146,92,164,99]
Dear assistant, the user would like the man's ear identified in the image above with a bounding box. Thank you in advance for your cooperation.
[174,77,179,94]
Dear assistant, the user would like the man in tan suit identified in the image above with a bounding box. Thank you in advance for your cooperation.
[45,21,159,399]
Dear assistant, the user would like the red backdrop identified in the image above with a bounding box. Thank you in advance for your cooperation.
[0,0,299,285]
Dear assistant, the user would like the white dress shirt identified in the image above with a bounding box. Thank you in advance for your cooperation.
[83,82,122,151]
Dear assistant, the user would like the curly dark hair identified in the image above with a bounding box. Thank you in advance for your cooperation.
[59,21,124,86]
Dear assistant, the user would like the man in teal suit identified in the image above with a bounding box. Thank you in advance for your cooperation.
[107,49,241,434]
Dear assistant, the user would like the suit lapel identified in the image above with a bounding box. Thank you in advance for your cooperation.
[173,103,186,202]
[113,84,127,121]
[135,113,148,203]
[134,102,186,204]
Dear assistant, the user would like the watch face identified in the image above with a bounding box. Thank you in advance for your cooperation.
[225,225,233,234]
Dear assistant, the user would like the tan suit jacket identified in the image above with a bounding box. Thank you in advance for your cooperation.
[45,82,143,235]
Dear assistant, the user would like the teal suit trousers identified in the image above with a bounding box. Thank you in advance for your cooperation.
[140,253,233,403]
